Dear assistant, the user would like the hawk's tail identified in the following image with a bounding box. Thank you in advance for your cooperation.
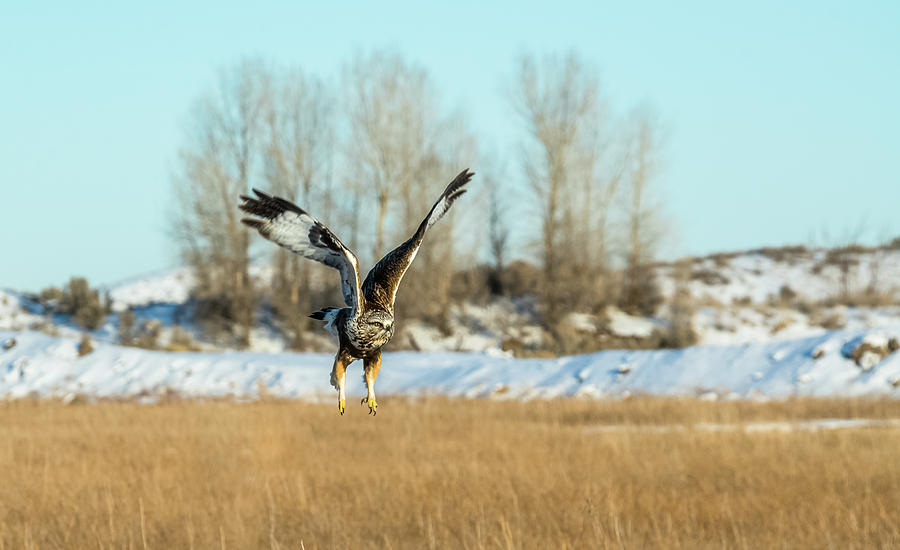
[309,307,339,320]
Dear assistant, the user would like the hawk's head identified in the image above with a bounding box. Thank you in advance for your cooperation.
[362,310,394,340]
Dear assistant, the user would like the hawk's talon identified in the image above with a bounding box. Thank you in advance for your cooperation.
[367,399,377,416]
[338,399,345,416]
[360,397,367,406]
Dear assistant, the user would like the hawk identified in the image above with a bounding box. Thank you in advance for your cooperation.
[239,169,474,415]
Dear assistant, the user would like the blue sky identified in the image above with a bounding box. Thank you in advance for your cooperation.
[2,1,899,291]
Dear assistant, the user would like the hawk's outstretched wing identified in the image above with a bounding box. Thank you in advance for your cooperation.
[239,190,363,314]
[362,169,474,310]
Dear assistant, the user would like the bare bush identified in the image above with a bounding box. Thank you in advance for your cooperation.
[754,245,810,263]
[77,333,94,357]
[38,286,63,307]
[778,285,798,304]
[118,309,136,346]
[448,267,491,305]
[167,326,200,352]
[810,310,847,330]
[498,261,541,298]
[691,269,729,286]
[42,277,107,330]
[659,260,698,348]
[134,320,162,350]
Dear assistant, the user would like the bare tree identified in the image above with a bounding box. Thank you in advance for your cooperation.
[172,60,271,346]
[483,165,511,295]
[343,51,475,331]
[264,68,334,348]
[618,106,665,315]
[344,52,436,262]
[512,52,615,325]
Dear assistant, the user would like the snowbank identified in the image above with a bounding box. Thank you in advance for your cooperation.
[2,327,900,403]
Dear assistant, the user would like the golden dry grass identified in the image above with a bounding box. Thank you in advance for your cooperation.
[1,397,900,549]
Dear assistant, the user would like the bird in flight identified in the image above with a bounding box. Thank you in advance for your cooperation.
[239,169,474,415]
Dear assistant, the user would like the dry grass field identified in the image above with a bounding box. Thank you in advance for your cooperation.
[1,397,900,549]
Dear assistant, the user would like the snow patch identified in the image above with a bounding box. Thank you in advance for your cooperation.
[605,307,662,338]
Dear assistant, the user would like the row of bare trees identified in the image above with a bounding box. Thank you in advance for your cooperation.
[172,52,666,348]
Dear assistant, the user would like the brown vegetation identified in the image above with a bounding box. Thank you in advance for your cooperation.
[811,310,848,330]
[166,326,201,352]
[690,268,729,286]
[753,244,810,263]
[77,333,94,357]
[39,277,107,330]
[843,337,900,369]
[1,398,899,549]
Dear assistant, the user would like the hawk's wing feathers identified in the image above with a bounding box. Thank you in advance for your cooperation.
[239,190,363,314]
[362,169,474,310]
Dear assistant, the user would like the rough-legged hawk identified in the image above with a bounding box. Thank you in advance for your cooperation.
[239,169,474,415]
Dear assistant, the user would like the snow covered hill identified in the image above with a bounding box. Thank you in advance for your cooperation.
[657,245,900,304]
[2,326,899,402]
[3,243,900,361]
[106,267,194,312]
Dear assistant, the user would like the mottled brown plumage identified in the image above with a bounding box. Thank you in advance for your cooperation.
[238,169,474,415]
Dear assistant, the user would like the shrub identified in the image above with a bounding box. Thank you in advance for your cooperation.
[618,263,663,316]
[659,288,698,348]
[812,311,847,330]
[78,334,94,357]
[191,293,249,347]
[778,285,797,304]
[755,245,809,263]
[74,301,105,330]
[691,269,729,285]
[708,252,738,268]
[39,286,63,306]
[770,318,793,334]
[135,320,162,350]
[118,309,136,345]
[167,326,200,352]
[449,266,491,304]
[51,277,107,330]
[500,261,541,298]
[657,322,698,349]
